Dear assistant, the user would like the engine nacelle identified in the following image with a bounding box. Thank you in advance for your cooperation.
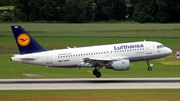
[79,62,92,67]
[105,60,130,71]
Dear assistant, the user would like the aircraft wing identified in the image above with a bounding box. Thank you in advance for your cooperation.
[82,56,129,67]
[84,56,129,61]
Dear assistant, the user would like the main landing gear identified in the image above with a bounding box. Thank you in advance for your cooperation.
[146,60,153,71]
[93,66,102,78]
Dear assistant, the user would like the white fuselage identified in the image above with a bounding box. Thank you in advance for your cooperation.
[11,41,172,68]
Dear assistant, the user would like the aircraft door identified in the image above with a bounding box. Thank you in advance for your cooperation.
[46,53,52,64]
[146,43,152,54]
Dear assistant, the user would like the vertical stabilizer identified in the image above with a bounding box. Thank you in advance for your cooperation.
[11,25,47,54]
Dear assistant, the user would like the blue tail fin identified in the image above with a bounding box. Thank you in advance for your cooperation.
[11,25,47,54]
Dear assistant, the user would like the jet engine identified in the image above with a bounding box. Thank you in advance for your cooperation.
[105,59,130,71]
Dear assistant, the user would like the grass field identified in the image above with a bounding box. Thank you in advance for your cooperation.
[0,89,180,101]
[1,23,180,37]
[0,23,180,78]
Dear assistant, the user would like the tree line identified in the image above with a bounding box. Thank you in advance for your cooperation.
[0,0,180,23]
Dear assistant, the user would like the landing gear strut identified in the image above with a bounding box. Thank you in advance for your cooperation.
[146,60,153,71]
[93,66,102,78]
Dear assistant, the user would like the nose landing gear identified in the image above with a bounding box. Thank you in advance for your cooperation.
[146,60,153,71]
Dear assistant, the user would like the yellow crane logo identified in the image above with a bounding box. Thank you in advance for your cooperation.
[17,33,30,46]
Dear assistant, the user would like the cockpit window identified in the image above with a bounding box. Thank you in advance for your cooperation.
[157,45,164,49]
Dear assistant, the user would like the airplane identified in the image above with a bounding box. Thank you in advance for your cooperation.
[10,25,172,78]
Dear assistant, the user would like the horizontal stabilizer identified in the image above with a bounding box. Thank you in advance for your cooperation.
[19,57,36,60]
[12,54,36,60]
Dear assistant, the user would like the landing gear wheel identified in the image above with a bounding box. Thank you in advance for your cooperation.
[95,72,101,78]
[148,67,152,71]
[93,66,102,78]
[93,69,101,78]
[93,69,98,75]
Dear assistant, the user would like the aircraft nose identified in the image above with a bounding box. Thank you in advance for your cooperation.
[166,47,172,55]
